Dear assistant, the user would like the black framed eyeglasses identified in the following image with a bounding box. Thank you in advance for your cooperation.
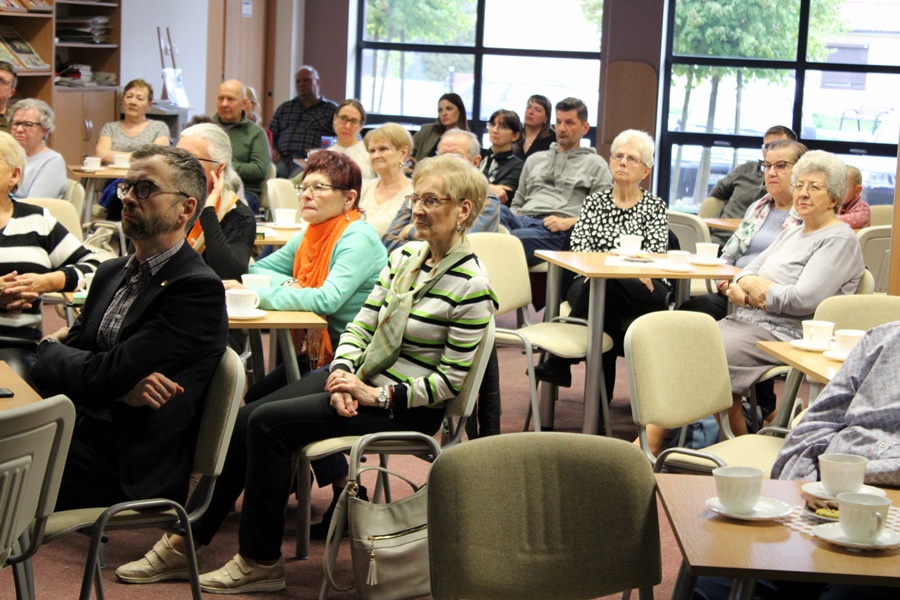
[759,160,794,173]
[11,121,41,130]
[405,194,455,210]
[334,114,362,127]
[294,182,351,197]
[116,179,190,201]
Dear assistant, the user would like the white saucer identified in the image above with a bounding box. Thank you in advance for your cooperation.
[690,256,727,266]
[812,523,900,551]
[622,255,654,263]
[803,504,839,522]
[824,349,849,362]
[801,482,888,501]
[78,167,102,173]
[228,308,267,320]
[705,496,794,521]
[790,339,831,352]
[660,263,696,273]
[266,222,304,230]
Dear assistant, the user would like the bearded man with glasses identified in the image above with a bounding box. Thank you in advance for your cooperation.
[31,144,228,511]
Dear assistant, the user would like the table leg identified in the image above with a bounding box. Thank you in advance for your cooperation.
[671,560,696,600]
[583,277,608,435]
[539,264,563,429]
[727,578,756,600]
[674,278,689,307]
[81,178,97,224]
[248,330,266,385]
[278,329,302,382]
[771,367,804,429]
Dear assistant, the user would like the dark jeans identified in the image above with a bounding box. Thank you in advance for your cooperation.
[694,576,898,600]
[464,346,501,439]
[499,206,571,267]
[193,369,444,560]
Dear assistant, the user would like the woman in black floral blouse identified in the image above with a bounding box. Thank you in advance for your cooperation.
[534,129,670,405]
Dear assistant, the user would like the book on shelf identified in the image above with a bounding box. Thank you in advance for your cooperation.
[0,26,49,71]
[0,40,26,70]
[0,1,27,13]
[20,0,52,12]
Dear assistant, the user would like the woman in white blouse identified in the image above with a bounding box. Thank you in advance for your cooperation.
[326,99,375,180]
[357,123,414,237]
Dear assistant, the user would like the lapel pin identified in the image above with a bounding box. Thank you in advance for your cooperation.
[160,280,168,287]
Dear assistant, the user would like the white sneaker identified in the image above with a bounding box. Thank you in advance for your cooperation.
[199,554,286,594]
[115,534,203,583]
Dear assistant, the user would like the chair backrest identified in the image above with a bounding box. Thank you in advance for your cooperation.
[428,432,661,599]
[257,163,278,211]
[0,395,75,567]
[868,204,893,227]
[856,226,891,293]
[191,347,245,478]
[667,209,711,253]
[63,180,86,221]
[813,294,900,331]
[856,268,875,295]
[698,196,726,218]
[625,311,733,429]
[439,320,495,446]
[20,198,84,243]
[468,232,532,316]
[266,178,300,213]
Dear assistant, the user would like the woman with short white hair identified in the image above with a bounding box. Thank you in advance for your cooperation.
[9,98,66,199]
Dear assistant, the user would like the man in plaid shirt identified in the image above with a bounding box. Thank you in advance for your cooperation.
[269,65,337,178]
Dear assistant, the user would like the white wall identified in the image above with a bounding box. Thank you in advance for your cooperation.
[120,0,210,116]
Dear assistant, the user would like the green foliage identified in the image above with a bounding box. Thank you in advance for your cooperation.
[365,0,476,45]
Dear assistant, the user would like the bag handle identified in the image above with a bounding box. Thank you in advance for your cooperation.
[323,486,355,592]
[353,464,422,493]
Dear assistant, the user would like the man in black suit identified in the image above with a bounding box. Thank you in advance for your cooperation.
[32,145,228,509]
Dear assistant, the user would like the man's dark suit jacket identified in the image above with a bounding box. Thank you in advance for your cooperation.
[33,242,228,503]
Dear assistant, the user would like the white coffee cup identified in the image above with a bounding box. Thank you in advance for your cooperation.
[112,153,130,168]
[837,492,891,544]
[695,242,719,261]
[819,453,867,496]
[77,272,95,292]
[834,329,865,355]
[241,274,272,289]
[83,156,102,170]
[802,320,835,345]
[667,250,690,266]
[618,234,643,254]
[713,466,763,514]
[273,208,297,225]
[225,288,260,316]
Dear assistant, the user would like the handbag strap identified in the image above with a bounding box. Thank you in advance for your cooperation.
[354,465,421,493]
[323,485,355,592]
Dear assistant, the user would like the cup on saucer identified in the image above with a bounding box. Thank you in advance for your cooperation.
[819,453,866,496]
[618,234,642,254]
[837,492,891,544]
[802,320,834,347]
[695,242,719,261]
[241,274,271,289]
[834,329,865,356]
[83,156,101,170]
[713,466,762,514]
[226,289,260,317]
[273,208,297,225]
[667,250,690,266]
[112,153,130,168]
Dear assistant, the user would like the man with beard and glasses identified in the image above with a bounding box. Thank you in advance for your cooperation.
[31,144,228,510]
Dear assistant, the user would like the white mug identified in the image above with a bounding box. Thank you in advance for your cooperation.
[225,289,260,316]
[819,453,866,496]
[273,208,297,224]
[695,242,719,260]
[802,320,835,345]
[838,492,891,544]
[618,234,643,254]
[713,466,762,514]
[667,250,690,266]
[77,272,95,292]
[112,153,130,168]
[241,274,272,289]
[83,156,102,170]
[834,329,865,355]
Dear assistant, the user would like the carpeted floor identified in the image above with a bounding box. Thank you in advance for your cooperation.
[2,307,730,599]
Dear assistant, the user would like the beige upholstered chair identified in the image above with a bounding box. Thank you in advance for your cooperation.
[265,177,300,213]
[1,396,74,573]
[256,162,278,214]
[15,348,245,600]
[668,209,715,297]
[857,226,891,293]
[698,196,726,218]
[293,321,495,560]
[868,204,893,227]
[814,293,900,330]
[20,198,83,242]
[428,432,661,600]
[626,311,785,475]
[468,232,614,433]
[63,179,86,222]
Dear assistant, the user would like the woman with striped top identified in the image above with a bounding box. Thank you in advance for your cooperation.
[0,132,100,382]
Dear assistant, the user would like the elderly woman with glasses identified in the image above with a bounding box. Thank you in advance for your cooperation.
[116,153,497,594]
[325,98,375,179]
[357,122,414,236]
[644,150,865,454]
[533,129,669,411]
[9,99,67,199]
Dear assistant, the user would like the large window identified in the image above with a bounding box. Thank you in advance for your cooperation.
[354,0,602,133]
[661,0,900,213]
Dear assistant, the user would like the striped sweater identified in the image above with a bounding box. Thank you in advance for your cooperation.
[332,241,498,408]
[1,201,100,341]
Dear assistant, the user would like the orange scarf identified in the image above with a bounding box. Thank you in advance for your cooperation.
[186,191,240,255]
[291,209,361,368]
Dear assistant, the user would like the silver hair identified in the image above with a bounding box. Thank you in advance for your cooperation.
[179,123,243,193]
[791,150,847,213]
[439,129,481,161]
[0,130,27,172]
[610,129,655,168]
[10,98,55,135]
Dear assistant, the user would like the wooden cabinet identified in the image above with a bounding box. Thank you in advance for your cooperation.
[52,87,117,162]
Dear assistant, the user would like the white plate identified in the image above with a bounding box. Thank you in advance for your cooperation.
[77,167,103,173]
[227,308,267,320]
[803,504,839,522]
[824,349,849,362]
[790,339,831,352]
[812,523,900,551]
[622,255,654,263]
[705,496,794,521]
[266,222,305,230]
[801,482,888,501]
[659,263,696,273]
[690,256,727,266]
